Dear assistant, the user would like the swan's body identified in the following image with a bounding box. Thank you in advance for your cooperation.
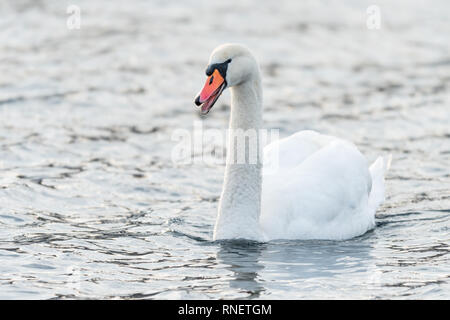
[260,131,385,240]
[195,44,387,242]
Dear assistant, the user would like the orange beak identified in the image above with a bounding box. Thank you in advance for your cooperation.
[195,69,226,115]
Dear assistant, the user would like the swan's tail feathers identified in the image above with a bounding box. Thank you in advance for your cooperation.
[368,155,391,213]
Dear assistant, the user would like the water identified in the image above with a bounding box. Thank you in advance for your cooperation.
[0,0,449,299]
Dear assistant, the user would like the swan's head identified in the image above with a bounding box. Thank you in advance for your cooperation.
[194,43,258,115]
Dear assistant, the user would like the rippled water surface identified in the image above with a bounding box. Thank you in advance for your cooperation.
[0,0,449,299]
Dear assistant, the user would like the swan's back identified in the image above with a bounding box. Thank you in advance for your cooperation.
[261,130,385,240]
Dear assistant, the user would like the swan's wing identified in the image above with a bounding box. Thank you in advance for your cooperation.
[263,130,341,175]
[261,130,377,240]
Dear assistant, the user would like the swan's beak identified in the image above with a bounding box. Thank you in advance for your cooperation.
[194,69,226,115]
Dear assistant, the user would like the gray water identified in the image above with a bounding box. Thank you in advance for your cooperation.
[0,0,449,299]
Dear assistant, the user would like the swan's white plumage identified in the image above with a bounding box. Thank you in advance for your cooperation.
[198,43,387,242]
[261,130,386,240]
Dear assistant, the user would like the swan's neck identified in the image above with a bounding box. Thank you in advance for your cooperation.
[214,75,265,241]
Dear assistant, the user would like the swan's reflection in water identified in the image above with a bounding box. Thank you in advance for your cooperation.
[217,241,267,298]
[217,237,374,298]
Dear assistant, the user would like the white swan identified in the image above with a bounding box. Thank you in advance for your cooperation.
[194,44,387,241]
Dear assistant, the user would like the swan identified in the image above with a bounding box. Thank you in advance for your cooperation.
[194,43,387,241]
